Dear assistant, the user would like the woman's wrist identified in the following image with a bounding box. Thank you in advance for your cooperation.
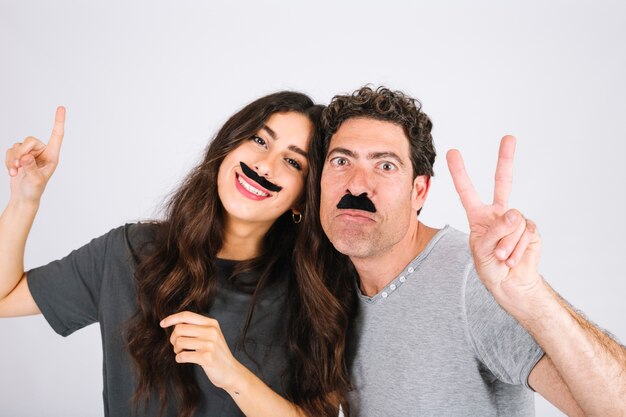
[222,361,253,398]
[8,195,41,212]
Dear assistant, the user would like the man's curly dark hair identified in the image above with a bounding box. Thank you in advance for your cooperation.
[321,86,436,179]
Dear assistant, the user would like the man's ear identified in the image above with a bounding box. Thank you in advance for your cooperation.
[411,175,431,212]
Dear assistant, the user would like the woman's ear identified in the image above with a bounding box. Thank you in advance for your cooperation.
[291,193,306,216]
[291,209,303,224]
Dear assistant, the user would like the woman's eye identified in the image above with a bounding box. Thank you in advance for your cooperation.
[251,135,267,148]
[286,158,302,171]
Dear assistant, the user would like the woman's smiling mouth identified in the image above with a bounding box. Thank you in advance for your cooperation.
[235,173,271,199]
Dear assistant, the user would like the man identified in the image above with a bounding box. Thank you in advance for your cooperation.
[319,86,626,416]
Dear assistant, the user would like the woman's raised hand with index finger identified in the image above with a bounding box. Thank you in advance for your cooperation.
[6,106,65,203]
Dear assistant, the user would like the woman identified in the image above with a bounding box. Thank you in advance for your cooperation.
[0,92,355,417]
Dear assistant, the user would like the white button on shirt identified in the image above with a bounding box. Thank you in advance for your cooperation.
[399,276,406,282]
[408,267,415,273]
[390,284,397,291]
[381,292,388,298]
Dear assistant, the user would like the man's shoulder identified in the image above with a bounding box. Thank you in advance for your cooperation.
[426,225,471,260]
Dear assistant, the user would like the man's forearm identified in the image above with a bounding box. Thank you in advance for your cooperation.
[503,278,626,416]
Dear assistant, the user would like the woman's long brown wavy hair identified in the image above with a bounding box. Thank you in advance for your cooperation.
[126,91,357,417]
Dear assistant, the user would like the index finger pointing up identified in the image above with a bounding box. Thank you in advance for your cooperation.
[47,106,66,156]
[446,148,482,213]
[492,135,516,209]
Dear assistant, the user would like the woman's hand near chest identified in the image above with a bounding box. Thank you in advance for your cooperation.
[160,311,245,391]
[161,311,306,417]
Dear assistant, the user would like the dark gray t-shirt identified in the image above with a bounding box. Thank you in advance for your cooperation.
[27,223,290,417]
[347,226,544,417]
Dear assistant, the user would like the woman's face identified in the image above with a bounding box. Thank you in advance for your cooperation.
[217,111,312,228]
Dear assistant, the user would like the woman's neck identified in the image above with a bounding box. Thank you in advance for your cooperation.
[217,217,271,261]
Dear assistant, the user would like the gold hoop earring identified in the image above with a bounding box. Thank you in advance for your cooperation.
[292,212,302,224]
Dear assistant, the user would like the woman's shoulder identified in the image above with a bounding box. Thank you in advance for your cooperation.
[122,221,164,261]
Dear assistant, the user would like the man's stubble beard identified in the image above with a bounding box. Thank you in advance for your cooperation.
[325,219,405,260]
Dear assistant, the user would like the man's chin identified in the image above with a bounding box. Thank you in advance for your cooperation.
[328,235,375,259]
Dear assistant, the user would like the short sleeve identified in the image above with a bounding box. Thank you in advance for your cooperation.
[464,266,544,388]
[27,225,128,337]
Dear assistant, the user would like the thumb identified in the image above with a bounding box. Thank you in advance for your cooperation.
[20,154,39,175]
[473,209,525,260]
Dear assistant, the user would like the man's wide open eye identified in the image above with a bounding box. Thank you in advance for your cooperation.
[379,161,397,171]
[330,157,348,167]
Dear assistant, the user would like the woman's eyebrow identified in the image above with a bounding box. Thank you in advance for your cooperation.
[263,124,307,158]
[288,145,308,158]
[262,125,277,140]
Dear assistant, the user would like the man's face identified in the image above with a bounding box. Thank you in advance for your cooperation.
[320,117,428,260]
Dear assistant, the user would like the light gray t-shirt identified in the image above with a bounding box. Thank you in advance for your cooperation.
[347,226,544,417]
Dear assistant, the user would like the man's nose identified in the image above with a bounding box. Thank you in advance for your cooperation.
[345,165,372,196]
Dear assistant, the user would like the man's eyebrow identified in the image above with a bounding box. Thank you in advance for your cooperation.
[288,145,308,158]
[261,125,277,140]
[369,151,405,167]
[326,147,356,158]
[327,148,405,166]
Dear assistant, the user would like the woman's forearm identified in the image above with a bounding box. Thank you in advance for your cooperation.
[224,362,307,417]
[162,311,310,417]
[1,107,65,309]
[0,197,39,301]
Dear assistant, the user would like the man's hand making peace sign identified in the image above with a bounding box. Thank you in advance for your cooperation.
[446,135,543,309]
[446,136,626,417]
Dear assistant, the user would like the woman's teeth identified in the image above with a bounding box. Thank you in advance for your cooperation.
[238,175,269,197]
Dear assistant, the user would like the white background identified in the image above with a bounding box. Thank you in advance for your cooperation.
[1,1,625,416]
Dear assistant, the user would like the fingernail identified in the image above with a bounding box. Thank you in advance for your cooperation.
[9,168,17,176]
[496,249,507,259]
[507,258,516,267]
[14,159,20,167]
[506,211,518,224]
[159,320,165,327]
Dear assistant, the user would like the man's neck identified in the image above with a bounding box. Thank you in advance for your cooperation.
[351,221,440,297]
